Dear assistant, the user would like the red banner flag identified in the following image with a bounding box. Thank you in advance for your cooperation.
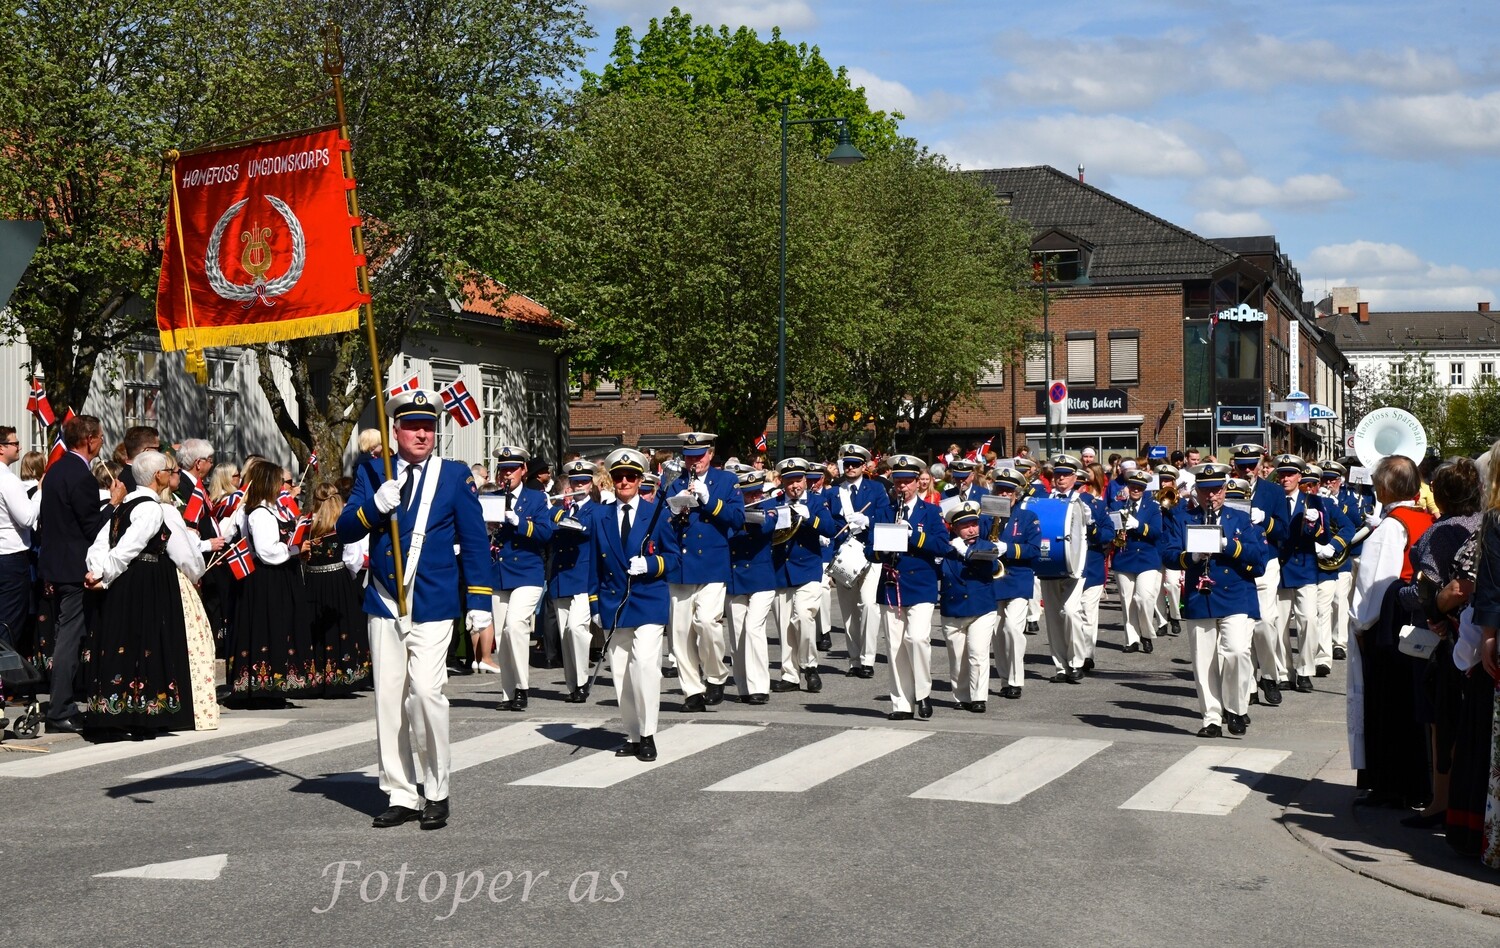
[156,126,367,354]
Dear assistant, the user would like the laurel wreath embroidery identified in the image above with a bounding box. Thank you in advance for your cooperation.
[205,195,307,307]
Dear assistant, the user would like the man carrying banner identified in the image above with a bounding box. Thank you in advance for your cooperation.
[337,390,492,831]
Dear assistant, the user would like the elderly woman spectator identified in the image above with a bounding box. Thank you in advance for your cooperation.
[1460,451,1500,861]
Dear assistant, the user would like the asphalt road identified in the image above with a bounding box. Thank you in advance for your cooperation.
[3,594,1496,947]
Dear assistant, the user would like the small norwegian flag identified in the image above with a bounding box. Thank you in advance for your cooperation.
[214,488,244,521]
[225,537,255,580]
[45,408,76,467]
[387,375,421,399]
[289,515,311,549]
[26,377,56,427]
[183,482,211,526]
[305,451,318,472]
[439,378,481,427]
[277,489,301,518]
[965,436,994,463]
[753,431,768,453]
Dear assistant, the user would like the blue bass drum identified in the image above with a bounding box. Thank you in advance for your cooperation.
[1026,497,1086,579]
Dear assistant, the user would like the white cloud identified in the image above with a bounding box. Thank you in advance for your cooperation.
[994,32,1186,111]
[1327,91,1500,158]
[1205,35,1468,94]
[937,114,1208,177]
[1194,173,1352,209]
[1306,240,1427,275]
[1193,210,1272,236]
[845,67,917,118]
[1302,240,1500,311]
[591,0,817,31]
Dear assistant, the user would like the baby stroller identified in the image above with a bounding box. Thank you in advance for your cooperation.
[1,635,45,740]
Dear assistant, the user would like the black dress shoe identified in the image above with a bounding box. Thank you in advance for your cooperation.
[662,666,679,678]
[745,693,769,705]
[1315,664,1331,678]
[1082,657,1096,674]
[47,715,84,735]
[857,666,875,679]
[770,680,800,693]
[704,683,725,705]
[565,688,585,703]
[636,736,657,762]
[1065,666,1084,683]
[1141,638,1154,654]
[1400,810,1447,828]
[1280,679,1293,692]
[682,693,707,712]
[1168,619,1182,636]
[916,698,932,719]
[615,741,640,757]
[508,689,528,711]
[887,711,914,721]
[1332,645,1347,660]
[968,701,987,714]
[1050,671,1070,683]
[1226,712,1249,736]
[1260,678,1283,706]
[804,669,822,693]
[956,701,973,711]
[372,805,421,828]
[1000,685,1022,699]
[1196,724,1222,738]
[816,632,832,651]
[1123,642,1141,654]
[1025,620,1040,635]
[420,798,449,830]
[846,664,863,677]
[1294,675,1313,693]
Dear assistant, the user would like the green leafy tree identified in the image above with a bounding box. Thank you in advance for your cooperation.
[1443,374,1500,456]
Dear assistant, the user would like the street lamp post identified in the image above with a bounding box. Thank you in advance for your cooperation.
[777,103,864,461]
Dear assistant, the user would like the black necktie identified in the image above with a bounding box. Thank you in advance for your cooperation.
[620,502,633,540]
[400,462,418,509]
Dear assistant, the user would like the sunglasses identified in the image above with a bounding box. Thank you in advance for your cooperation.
[611,472,641,483]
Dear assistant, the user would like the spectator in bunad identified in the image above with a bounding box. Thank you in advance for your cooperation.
[82,450,204,737]
[302,482,372,696]
[0,425,39,647]
[336,388,493,830]
[1164,463,1269,738]
[768,457,836,695]
[1153,466,1185,638]
[174,439,228,648]
[1113,466,1165,656]
[987,468,1041,700]
[939,501,1000,713]
[486,445,555,712]
[725,470,777,704]
[870,454,950,721]
[1351,454,1436,809]
[39,414,113,734]
[550,459,598,704]
[151,452,218,730]
[1078,462,1117,673]
[1274,456,1353,697]
[581,447,679,762]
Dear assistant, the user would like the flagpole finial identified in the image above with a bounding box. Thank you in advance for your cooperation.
[321,22,344,78]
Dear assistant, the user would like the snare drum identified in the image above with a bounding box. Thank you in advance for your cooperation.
[829,539,869,588]
[1028,497,1086,580]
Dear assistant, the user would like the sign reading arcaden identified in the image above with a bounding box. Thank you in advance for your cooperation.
[1034,387,1127,415]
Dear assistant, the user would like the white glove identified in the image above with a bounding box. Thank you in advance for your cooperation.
[950,537,969,558]
[1079,502,1094,526]
[1251,508,1265,525]
[1125,514,1140,531]
[1219,532,1229,551]
[1364,513,1380,528]
[1192,552,1211,564]
[819,535,830,548]
[559,518,587,533]
[1315,543,1335,558]
[847,512,870,534]
[504,510,520,527]
[691,479,710,503]
[465,610,492,633]
[628,555,649,576]
[995,541,1008,558]
[1303,507,1319,523]
[793,502,810,519]
[373,479,402,514]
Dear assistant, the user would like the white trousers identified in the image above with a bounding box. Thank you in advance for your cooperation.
[1326,569,1353,651]
[1117,570,1163,646]
[368,615,452,809]
[1041,576,1087,671]
[492,585,544,696]
[836,563,884,666]
[555,592,594,690]
[817,565,833,639]
[610,624,664,742]
[944,611,998,703]
[729,590,774,697]
[995,597,1030,687]
[1186,614,1254,727]
[883,602,934,713]
[669,582,729,696]
[1277,583,1321,677]
[1081,583,1103,658]
[1251,558,1285,683]
[777,582,822,684]
[1158,569,1183,624]
[1028,577,1042,624]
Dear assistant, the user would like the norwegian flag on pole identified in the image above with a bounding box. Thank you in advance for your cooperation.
[438,378,481,427]
[289,515,311,549]
[45,408,76,468]
[26,377,56,427]
[753,431,768,453]
[225,537,256,580]
[214,488,244,521]
[305,451,318,472]
[387,375,421,399]
[183,482,211,526]
[277,489,301,518]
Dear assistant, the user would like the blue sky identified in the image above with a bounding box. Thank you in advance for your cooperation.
[583,0,1500,311]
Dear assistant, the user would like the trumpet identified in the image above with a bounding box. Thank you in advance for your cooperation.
[1113,503,1134,550]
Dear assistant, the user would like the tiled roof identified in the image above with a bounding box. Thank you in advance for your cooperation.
[1320,309,1500,351]
[967,166,1236,283]
[453,277,563,329]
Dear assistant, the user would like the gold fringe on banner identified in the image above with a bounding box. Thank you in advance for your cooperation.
[157,308,361,353]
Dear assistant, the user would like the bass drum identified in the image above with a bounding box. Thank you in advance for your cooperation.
[829,538,869,589]
[1027,497,1086,580]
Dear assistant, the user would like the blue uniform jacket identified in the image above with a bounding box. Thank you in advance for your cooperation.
[489,485,556,590]
[666,466,745,585]
[1163,505,1268,619]
[940,537,1001,618]
[991,505,1042,601]
[941,482,989,505]
[1111,496,1164,574]
[772,492,838,588]
[828,476,895,537]
[1105,478,1134,512]
[336,456,492,622]
[1338,486,1374,560]
[813,488,838,565]
[1158,500,1186,570]
[1081,491,1116,588]
[547,499,596,600]
[585,497,680,629]
[728,512,777,596]
[1277,491,1355,588]
[1250,476,1291,551]
[867,497,950,606]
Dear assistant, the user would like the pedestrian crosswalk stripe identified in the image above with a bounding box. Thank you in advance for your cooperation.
[331,721,591,781]
[129,720,376,781]
[1118,746,1291,815]
[510,723,762,789]
[0,718,289,779]
[908,737,1112,805]
[703,727,930,793]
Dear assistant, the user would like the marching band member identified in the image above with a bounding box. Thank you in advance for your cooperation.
[1078,462,1117,671]
[1232,444,1291,707]
[1114,467,1164,654]
[870,455,949,719]
[939,501,999,712]
[1165,463,1270,737]
[1319,461,1360,664]
[942,458,987,505]
[1039,454,1101,683]
[487,446,556,712]
[1274,456,1354,696]
[666,432,745,712]
[727,470,777,704]
[1153,465,1185,638]
[989,468,1041,699]
[806,463,836,653]
[549,458,597,703]
[337,389,493,830]
[831,443,893,679]
[1013,455,1044,634]
[770,458,836,694]
[581,448,679,761]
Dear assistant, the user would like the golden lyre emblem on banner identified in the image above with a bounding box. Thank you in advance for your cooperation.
[205,195,306,307]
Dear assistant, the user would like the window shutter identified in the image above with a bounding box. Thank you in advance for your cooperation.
[1067,338,1095,384]
[1110,337,1139,383]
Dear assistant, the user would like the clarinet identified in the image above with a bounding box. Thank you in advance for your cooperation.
[1114,499,1133,550]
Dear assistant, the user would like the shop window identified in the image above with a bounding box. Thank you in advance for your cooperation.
[1482,362,1494,379]
[1109,334,1139,384]
[206,354,239,454]
[1066,335,1095,385]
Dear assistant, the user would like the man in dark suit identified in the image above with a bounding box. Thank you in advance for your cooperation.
[40,414,118,733]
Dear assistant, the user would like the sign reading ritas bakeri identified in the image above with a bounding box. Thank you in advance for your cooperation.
[156,126,367,354]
